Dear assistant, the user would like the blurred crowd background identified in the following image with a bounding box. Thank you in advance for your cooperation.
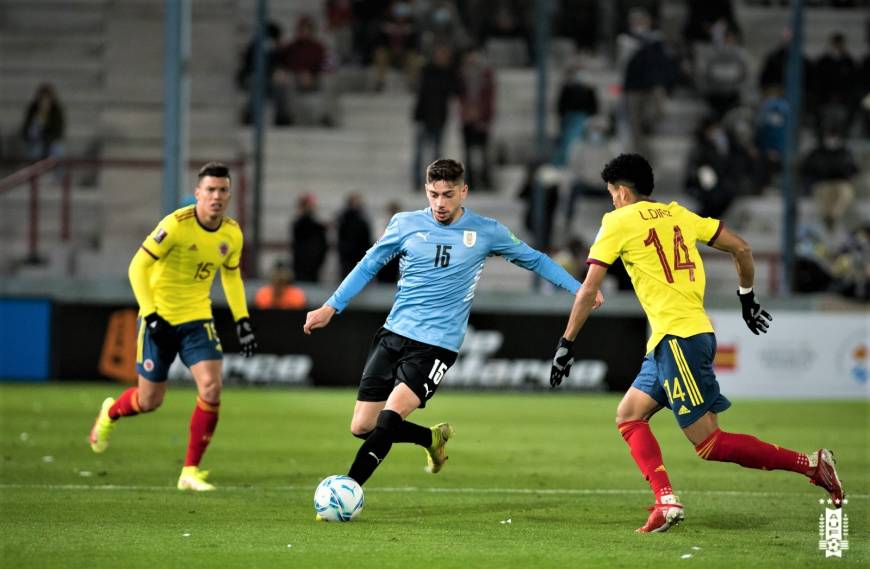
[0,0,868,302]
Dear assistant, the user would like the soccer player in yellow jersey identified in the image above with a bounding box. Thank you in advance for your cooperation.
[550,154,844,532]
[88,162,258,491]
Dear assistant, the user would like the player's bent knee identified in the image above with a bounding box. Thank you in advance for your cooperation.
[351,429,373,440]
[615,408,639,425]
[349,416,375,437]
[197,379,221,401]
[137,396,162,413]
[376,409,402,433]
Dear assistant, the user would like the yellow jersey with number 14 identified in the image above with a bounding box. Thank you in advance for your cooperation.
[587,200,723,354]
[138,205,244,325]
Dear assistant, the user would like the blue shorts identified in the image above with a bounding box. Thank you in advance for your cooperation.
[135,318,223,382]
[632,333,731,427]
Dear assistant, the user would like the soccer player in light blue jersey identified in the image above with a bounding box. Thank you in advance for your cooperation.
[303,159,603,492]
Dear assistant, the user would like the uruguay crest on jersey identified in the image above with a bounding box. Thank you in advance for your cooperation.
[463,230,476,247]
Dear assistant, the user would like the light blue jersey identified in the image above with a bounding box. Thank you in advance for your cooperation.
[326,207,581,351]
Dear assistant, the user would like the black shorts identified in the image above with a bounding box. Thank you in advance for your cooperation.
[358,328,458,408]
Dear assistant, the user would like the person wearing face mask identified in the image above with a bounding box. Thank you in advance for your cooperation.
[553,62,599,167]
[684,116,751,219]
[618,8,678,158]
[458,47,495,190]
[800,127,859,236]
[412,44,458,189]
[372,0,422,91]
[811,32,860,138]
[419,1,470,58]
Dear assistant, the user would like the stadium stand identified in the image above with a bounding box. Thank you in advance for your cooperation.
[0,0,867,296]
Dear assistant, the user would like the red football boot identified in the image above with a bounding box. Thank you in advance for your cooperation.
[637,494,684,533]
[809,449,845,507]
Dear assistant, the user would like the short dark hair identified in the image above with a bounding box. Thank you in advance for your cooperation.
[426,159,464,185]
[600,153,654,196]
[198,161,231,181]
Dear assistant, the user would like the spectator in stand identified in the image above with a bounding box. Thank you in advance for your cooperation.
[372,0,421,91]
[519,161,561,252]
[419,1,471,59]
[276,15,338,126]
[254,261,307,309]
[20,83,65,161]
[618,8,678,158]
[290,193,328,283]
[696,22,752,118]
[682,0,739,45]
[758,28,811,95]
[554,0,599,52]
[616,0,662,34]
[831,223,870,301]
[755,85,790,185]
[336,193,373,278]
[553,61,599,167]
[236,20,290,126]
[685,115,757,219]
[376,200,403,284]
[325,0,354,64]
[458,47,496,190]
[552,236,590,281]
[351,0,389,65]
[412,44,457,189]
[862,49,870,137]
[800,127,859,236]
[812,32,860,137]
[476,0,535,64]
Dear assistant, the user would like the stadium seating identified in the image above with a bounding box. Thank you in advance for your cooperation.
[0,0,867,295]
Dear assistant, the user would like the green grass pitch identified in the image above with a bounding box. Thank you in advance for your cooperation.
[0,383,866,568]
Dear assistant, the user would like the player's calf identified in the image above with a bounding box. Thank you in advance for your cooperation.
[694,428,811,474]
[347,410,402,485]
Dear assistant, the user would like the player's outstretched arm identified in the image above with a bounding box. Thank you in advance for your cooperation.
[303,305,336,335]
[551,264,608,387]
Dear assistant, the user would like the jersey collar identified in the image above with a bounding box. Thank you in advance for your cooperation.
[194,208,223,232]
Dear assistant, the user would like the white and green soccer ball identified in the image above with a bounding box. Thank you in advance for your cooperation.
[314,475,364,522]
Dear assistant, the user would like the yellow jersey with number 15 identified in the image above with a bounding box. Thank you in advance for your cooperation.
[587,200,723,354]
[138,205,244,325]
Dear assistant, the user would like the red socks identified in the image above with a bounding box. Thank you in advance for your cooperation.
[618,420,673,498]
[184,396,220,467]
[695,429,810,474]
[108,387,141,420]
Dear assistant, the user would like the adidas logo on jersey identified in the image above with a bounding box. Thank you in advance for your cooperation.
[678,406,691,416]
[188,244,198,251]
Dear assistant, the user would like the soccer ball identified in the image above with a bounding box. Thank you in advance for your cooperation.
[313,475,364,522]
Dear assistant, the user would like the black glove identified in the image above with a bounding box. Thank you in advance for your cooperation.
[236,317,258,358]
[550,337,575,388]
[737,289,772,335]
[144,312,177,352]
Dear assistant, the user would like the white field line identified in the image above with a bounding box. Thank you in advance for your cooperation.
[0,483,866,500]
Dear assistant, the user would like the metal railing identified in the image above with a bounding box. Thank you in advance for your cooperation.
[0,157,248,268]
